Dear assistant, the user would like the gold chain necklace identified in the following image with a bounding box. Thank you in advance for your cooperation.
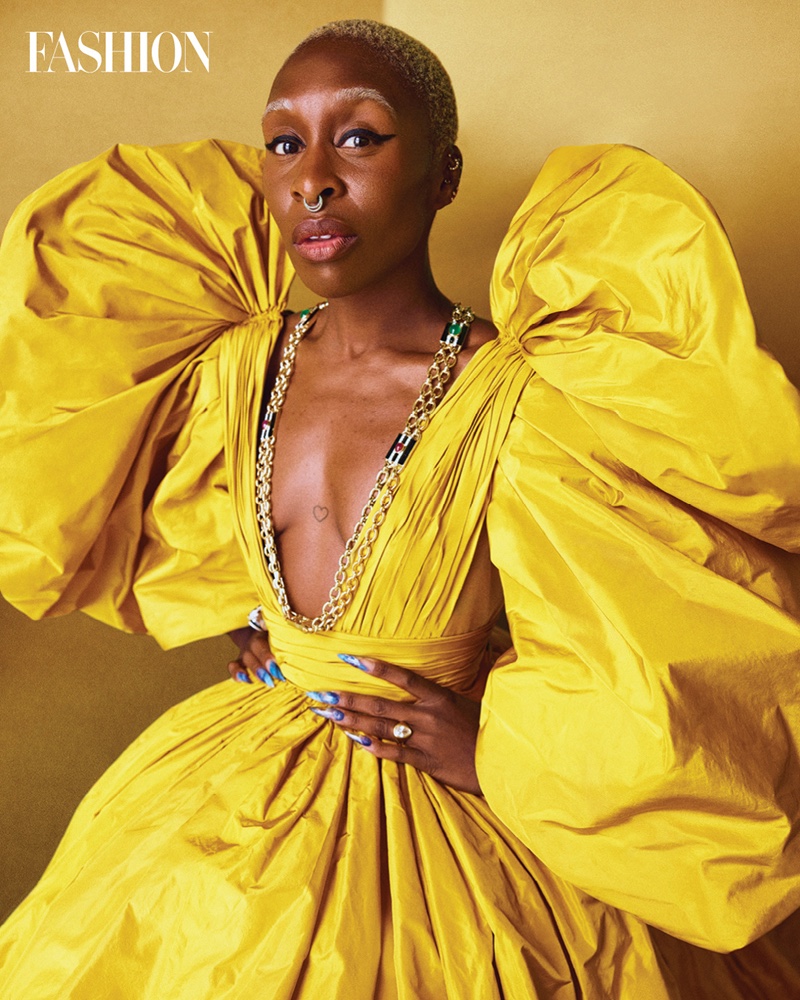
[251,301,474,634]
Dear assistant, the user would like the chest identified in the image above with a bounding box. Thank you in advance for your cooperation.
[267,339,438,543]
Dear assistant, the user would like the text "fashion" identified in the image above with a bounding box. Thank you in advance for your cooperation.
[27,32,211,73]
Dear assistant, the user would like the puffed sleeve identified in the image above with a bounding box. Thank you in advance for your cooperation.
[479,144,800,950]
[491,143,800,548]
[0,139,293,647]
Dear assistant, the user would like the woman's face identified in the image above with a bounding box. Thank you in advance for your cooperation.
[261,38,449,300]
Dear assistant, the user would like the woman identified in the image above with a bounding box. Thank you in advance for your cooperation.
[1,18,800,999]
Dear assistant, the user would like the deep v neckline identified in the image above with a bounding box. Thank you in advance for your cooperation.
[252,305,496,633]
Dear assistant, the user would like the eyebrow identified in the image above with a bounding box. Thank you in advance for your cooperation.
[262,87,398,120]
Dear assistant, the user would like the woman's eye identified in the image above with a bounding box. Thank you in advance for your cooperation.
[265,136,302,156]
[338,130,395,150]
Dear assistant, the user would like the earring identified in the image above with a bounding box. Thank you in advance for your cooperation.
[446,153,461,200]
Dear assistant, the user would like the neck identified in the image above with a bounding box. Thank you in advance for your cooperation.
[311,257,453,356]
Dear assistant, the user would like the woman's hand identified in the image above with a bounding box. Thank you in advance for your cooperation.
[227,627,285,688]
[305,655,483,795]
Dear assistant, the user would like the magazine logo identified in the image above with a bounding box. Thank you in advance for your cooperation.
[27,31,211,73]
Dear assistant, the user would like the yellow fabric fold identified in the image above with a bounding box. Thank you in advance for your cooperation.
[479,144,800,951]
[0,139,293,645]
[491,144,800,550]
[266,617,495,696]
[0,677,679,1000]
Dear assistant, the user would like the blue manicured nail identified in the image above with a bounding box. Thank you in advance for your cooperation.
[309,706,345,721]
[338,654,369,671]
[305,691,339,705]
[344,732,372,746]
[256,667,274,687]
[235,670,252,684]
[268,660,285,682]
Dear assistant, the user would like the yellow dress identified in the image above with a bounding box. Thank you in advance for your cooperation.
[1,139,799,999]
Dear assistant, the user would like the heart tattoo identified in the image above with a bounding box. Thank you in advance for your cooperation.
[312,505,329,522]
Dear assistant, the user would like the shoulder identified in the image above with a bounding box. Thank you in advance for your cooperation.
[448,315,499,376]
[464,314,499,356]
[469,316,499,349]
[279,310,302,334]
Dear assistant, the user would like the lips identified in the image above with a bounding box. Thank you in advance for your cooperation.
[292,218,358,263]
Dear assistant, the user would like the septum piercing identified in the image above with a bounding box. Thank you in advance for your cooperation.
[303,194,324,213]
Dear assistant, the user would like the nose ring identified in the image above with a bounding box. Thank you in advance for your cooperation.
[303,194,324,213]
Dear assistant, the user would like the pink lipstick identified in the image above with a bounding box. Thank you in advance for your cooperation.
[292,218,358,263]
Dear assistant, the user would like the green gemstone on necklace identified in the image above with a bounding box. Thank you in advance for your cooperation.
[442,321,468,348]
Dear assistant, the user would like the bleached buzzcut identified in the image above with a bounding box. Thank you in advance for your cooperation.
[292,20,458,157]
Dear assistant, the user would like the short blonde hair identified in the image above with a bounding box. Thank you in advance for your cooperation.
[293,20,458,157]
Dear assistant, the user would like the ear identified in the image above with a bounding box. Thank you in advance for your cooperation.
[432,144,463,211]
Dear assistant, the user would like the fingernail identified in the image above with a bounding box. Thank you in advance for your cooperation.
[309,706,345,722]
[337,654,369,671]
[256,667,274,688]
[267,661,285,682]
[235,671,252,684]
[344,732,372,746]
[305,691,340,705]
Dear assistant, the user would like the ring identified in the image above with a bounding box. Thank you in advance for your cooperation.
[392,722,413,742]
[303,194,324,213]
[247,606,266,632]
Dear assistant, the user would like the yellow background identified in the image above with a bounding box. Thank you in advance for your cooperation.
[1,0,798,919]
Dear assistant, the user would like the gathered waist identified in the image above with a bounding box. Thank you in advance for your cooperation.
[264,618,498,699]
